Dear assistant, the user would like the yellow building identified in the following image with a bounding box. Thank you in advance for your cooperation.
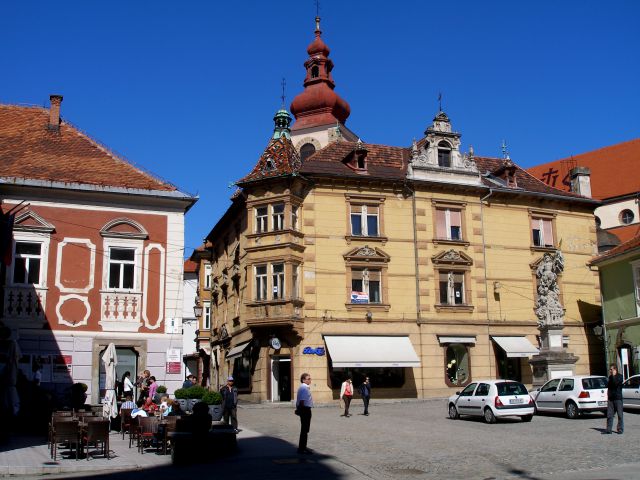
[199,19,601,403]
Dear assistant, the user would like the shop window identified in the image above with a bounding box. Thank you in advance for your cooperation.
[351,268,381,304]
[329,367,404,389]
[233,352,252,392]
[12,242,42,285]
[445,343,470,387]
[108,247,135,289]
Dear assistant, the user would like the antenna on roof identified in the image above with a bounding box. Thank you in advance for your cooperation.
[438,92,443,112]
[501,140,510,160]
[280,78,287,109]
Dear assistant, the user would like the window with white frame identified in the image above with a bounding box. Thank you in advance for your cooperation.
[255,265,267,300]
[439,271,465,305]
[351,268,381,304]
[272,203,285,231]
[12,242,43,285]
[350,205,379,237]
[435,208,462,241]
[272,263,284,299]
[531,217,554,248]
[204,264,212,290]
[108,247,135,289]
[291,206,299,230]
[256,206,268,233]
[203,302,211,330]
[292,264,299,299]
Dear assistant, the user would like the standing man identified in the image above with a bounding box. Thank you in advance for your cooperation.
[296,373,314,454]
[220,375,239,433]
[359,377,371,416]
[182,374,196,389]
[606,364,624,434]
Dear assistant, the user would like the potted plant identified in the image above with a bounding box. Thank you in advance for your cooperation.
[201,390,223,420]
[154,385,167,403]
[174,388,189,411]
[71,382,88,410]
[184,385,206,412]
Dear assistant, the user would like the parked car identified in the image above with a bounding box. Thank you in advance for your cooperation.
[622,374,640,410]
[448,380,534,424]
[531,376,607,419]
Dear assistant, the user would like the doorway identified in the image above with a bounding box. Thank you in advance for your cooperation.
[98,347,138,400]
[495,349,522,381]
[271,356,291,402]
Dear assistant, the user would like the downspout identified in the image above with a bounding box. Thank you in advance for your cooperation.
[409,180,424,398]
[480,188,494,376]
[598,269,609,373]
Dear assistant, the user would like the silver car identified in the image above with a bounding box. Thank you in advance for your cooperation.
[531,375,607,419]
[622,374,640,410]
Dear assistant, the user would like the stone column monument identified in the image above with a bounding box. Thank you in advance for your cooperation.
[528,251,578,386]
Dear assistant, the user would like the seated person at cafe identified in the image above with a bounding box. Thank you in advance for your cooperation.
[161,398,174,417]
[131,399,148,418]
[120,394,136,413]
[167,400,182,417]
[159,395,169,413]
[143,397,158,414]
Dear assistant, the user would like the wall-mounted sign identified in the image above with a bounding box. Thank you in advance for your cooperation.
[303,347,325,356]
[350,291,369,304]
[270,337,282,350]
[166,348,182,374]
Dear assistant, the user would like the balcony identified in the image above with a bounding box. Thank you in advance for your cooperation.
[3,286,47,323]
[244,297,304,329]
[99,291,142,332]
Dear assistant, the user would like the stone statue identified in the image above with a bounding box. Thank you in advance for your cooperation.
[534,251,565,328]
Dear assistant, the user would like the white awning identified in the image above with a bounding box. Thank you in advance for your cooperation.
[226,342,251,360]
[324,335,421,368]
[438,336,476,345]
[491,336,539,358]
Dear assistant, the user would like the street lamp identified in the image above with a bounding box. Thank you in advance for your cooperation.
[193,305,203,318]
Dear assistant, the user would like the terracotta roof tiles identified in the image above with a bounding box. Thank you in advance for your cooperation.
[591,233,640,265]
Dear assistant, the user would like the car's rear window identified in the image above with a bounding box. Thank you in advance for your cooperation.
[582,377,607,389]
[496,382,528,396]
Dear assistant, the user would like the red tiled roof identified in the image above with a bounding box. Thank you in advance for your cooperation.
[0,105,176,191]
[526,138,640,200]
[591,233,640,265]
[605,224,640,244]
[184,259,198,273]
[237,136,301,184]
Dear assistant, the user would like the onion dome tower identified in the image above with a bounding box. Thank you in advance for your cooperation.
[289,16,358,160]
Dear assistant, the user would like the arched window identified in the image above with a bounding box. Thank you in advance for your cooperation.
[445,343,470,387]
[620,209,635,225]
[300,143,316,161]
[311,65,319,78]
[437,141,451,168]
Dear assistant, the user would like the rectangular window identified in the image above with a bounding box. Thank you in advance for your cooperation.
[272,263,284,299]
[204,264,212,289]
[531,217,554,247]
[255,265,267,300]
[204,303,211,330]
[350,205,379,237]
[291,206,299,230]
[13,242,42,285]
[439,271,465,305]
[436,208,462,241]
[256,206,268,233]
[108,247,135,289]
[292,264,299,299]
[351,268,381,304]
[272,203,285,231]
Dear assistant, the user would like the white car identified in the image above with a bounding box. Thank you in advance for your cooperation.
[622,374,640,410]
[531,375,607,419]
[448,380,534,424]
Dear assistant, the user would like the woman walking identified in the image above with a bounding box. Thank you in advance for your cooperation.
[340,378,354,417]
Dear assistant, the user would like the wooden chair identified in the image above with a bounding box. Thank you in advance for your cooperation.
[51,420,80,460]
[48,415,75,451]
[120,408,133,440]
[137,416,159,454]
[82,419,110,460]
[161,416,180,455]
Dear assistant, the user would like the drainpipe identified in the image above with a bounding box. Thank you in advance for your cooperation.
[409,181,424,398]
[480,188,494,377]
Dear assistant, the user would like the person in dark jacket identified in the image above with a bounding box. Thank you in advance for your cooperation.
[359,377,371,416]
[220,376,239,432]
[606,364,624,434]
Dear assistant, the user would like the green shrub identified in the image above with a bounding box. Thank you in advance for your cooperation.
[156,385,167,394]
[173,388,187,399]
[201,390,223,405]
[186,385,207,399]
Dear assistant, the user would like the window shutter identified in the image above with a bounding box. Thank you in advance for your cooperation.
[436,209,446,238]
[450,210,461,228]
[542,219,553,246]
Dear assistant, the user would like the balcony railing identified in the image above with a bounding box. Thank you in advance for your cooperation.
[3,286,46,321]
[99,291,143,332]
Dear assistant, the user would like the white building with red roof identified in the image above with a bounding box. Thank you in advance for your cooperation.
[0,95,197,404]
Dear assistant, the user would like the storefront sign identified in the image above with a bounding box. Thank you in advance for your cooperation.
[303,347,325,356]
[270,337,281,350]
[52,355,72,382]
[166,348,182,374]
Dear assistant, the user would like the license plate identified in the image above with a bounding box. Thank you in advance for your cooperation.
[598,401,607,406]
[509,398,524,404]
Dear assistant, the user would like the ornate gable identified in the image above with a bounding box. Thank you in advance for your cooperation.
[343,245,390,265]
[431,249,473,267]
[100,218,148,239]
[13,210,55,233]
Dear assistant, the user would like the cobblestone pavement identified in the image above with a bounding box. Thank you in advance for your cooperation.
[3,400,639,479]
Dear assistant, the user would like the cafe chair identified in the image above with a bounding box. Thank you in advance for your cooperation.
[83,419,110,460]
[120,408,133,440]
[137,417,159,454]
[51,419,80,461]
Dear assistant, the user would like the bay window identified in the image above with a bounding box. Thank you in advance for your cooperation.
[272,203,285,231]
[272,263,284,300]
[255,265,267,300]
[256,207,268,233]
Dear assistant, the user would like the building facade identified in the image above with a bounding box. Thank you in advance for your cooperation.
[198,19,602,403]
[0,96,196,404]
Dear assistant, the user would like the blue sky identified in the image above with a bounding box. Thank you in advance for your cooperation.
[1,1,638,255]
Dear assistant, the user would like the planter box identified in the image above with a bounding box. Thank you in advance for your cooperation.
[208,404,223,421]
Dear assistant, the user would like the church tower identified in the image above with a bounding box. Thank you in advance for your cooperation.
[289,16,358,160]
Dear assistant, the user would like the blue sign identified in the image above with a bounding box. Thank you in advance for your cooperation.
[351,291,369,304]
[303,347,325,356]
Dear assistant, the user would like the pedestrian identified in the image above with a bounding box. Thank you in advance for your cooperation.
[359,376,371,416]
[220,375,239,433]
[340,377,354,417]
[182,374,196,389]
[148,376,158,402]
[296,372,314,454]
[121,371,134,398]
[605,364,624,434]
[136,369,151,402]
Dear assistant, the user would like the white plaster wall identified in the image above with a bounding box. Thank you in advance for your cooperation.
[597,199,640,229]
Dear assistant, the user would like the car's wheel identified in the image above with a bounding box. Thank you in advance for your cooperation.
[483,407,497,424]
[565,401,579,419]
[521,414,533,422]
[448,404,459,420]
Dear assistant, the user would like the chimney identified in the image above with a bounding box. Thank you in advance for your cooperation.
[48,94,63,131]
[569,166,591,198]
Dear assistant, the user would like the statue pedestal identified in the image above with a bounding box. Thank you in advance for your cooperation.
[529,327,579,387]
